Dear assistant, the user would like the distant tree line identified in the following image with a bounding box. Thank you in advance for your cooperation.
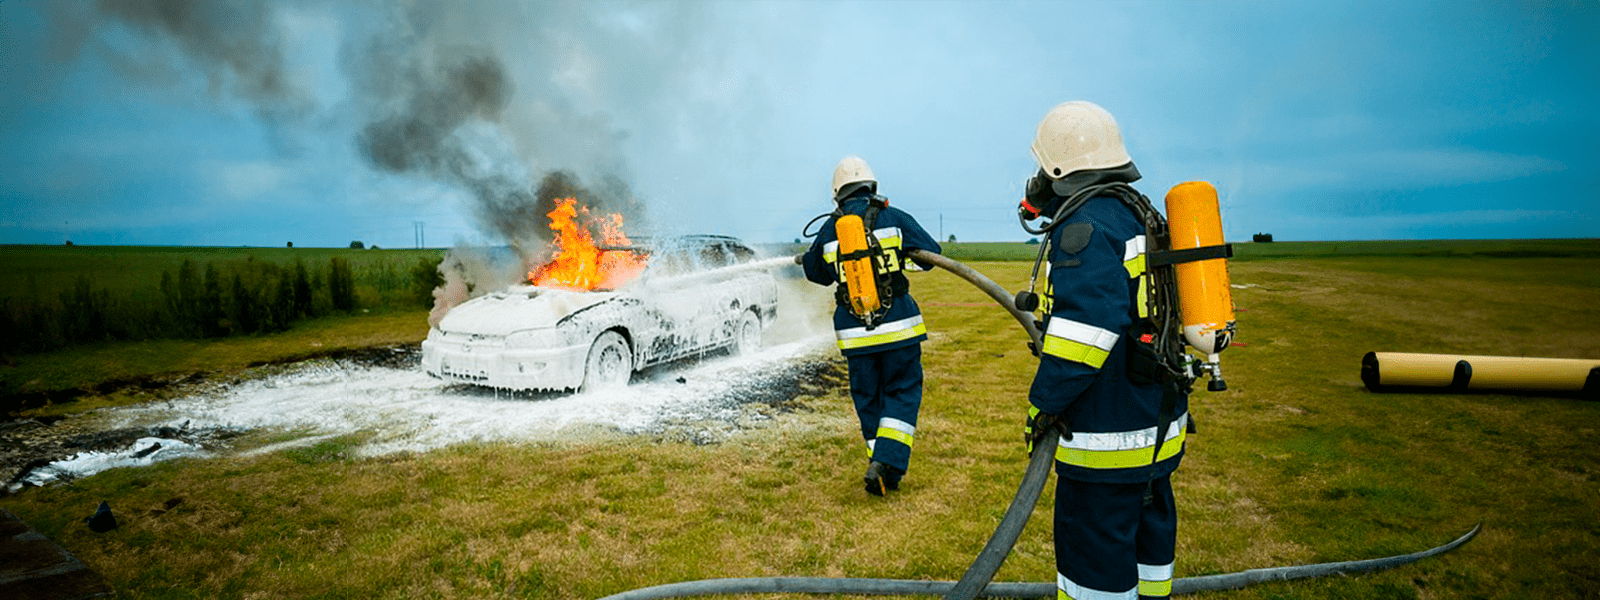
[0,256,443,355]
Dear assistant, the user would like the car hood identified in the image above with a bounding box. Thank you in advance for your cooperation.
[435,286,618,336]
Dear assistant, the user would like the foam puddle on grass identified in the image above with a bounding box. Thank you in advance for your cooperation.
[21,335,835,488]
[21,437,208,487]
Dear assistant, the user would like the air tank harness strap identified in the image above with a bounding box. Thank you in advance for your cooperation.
[1142,375,1183,507]
[1129,210,1230,505]
[835,248,877,262]
[867,195,911,302]
[1147,243,1234,267]
[832,197,908,322]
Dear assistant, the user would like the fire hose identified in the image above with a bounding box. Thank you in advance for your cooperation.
[597,525,1480,599]
[597,252,1478,600]
[903,250,1043,352]
[786,250,1044,349]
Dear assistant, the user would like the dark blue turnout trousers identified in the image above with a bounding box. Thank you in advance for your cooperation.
[1055,475,1177,599]
[845,343,923,474]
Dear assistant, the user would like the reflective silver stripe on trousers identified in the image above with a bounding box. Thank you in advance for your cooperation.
[878,417,915,437]
[1138,562,1173,581]
[1057,572,1136,600]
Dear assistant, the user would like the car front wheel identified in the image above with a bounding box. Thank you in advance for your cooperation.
[733,311,761,355]
[581,331,632,392]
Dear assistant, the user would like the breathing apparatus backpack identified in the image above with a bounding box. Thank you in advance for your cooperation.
[1016,180,1236,394]
[826,195,909,329]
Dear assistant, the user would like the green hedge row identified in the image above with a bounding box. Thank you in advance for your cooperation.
[0,255,443,354]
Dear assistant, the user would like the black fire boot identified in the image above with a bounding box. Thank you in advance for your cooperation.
[883,464,903,492]
[864,461,891,496]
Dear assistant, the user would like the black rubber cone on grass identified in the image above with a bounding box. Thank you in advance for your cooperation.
[86,501,117,532]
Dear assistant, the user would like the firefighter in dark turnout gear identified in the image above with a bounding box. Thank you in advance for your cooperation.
[1023,102,1188,599]
[802,156,942,496]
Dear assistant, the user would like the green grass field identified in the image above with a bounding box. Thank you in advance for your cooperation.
[1,240,1597,599]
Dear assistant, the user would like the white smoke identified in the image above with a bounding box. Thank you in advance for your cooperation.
[427,245,534,327]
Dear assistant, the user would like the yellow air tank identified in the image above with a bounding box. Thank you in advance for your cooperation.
[835,214,881,320]
[1165,181,1235,390]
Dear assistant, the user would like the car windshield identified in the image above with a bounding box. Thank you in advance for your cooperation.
[523,237,757,288]
[638,238,756,278]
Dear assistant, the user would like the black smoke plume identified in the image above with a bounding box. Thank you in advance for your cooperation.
[54,0,650,266]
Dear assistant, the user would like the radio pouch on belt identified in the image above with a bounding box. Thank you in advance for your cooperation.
[1127,328,1167,387]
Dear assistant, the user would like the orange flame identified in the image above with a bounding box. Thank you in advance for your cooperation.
[529,198,648,291]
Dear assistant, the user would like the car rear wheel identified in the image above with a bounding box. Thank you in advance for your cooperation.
[733,311,761,355]
[581,331,632,392]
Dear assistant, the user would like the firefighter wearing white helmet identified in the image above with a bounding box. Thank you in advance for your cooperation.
[802,156,942,496]
[831,155,878,201]
[1031,100,1133,179]
[1020,102,1191,600]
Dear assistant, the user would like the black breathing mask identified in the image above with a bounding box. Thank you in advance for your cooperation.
[1019,169,1058,220]
[1018,163,1143,223]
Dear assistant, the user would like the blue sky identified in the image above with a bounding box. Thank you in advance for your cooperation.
[2,0,1595,248]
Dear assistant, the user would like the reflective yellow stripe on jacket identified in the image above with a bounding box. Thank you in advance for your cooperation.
[1041,317,1119,369]
[1055,412,1188,470]
[1124,235,1149,319]
[822,226,905,274]
[874,227,904,273]
[1041,234,1148,322]
[837,314,926,350]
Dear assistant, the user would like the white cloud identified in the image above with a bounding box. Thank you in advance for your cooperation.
[209,160,290,200]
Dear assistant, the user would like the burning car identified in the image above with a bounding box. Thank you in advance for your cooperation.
[421,235,779,392]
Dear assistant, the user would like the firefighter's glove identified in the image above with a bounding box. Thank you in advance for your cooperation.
[1025,405,1067,455]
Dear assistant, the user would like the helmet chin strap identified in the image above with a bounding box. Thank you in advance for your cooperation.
[833,181,878,203]
[1050,162,1142,198]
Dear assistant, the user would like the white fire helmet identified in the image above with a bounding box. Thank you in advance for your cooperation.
[831,155,877,201]
[1030,101,1133,180]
